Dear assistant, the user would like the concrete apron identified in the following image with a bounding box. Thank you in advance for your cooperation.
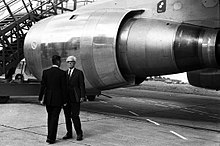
[0,103,185,146]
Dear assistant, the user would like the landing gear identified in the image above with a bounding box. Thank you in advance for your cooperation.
[15,74,24,83]
[0,96,10,103]
[86,95,96,101]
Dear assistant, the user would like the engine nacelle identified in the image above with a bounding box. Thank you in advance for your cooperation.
[24,9,220,93]
[187,69,220,90]
[24,9,144,92]
[117,18,220,77]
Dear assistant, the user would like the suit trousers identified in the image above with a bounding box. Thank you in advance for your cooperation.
[63,103,83,136]
[46,106,62,141]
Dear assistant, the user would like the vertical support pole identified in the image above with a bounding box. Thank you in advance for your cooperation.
[1,38,6,75]
[73,0,77,10]
[61,1,64,13]
[53,0,58,14]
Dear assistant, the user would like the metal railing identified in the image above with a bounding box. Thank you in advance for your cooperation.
[0,0,92,79]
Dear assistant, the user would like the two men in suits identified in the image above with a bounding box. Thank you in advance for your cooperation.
[39,55,67,144]
[63,55,86,141]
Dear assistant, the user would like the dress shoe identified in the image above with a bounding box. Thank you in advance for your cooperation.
[62,134,73,139]
[46,139,55,144]
[76,135,83,141]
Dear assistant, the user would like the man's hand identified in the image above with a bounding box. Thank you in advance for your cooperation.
[39,100,45,105]
[80,97,87,103]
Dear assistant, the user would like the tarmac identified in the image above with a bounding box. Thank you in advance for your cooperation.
[0,101,215,146]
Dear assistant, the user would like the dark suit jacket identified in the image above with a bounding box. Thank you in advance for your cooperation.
[67,68,85,103]
[39,67,67,106]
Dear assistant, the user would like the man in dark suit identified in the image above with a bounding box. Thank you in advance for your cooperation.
[39,55,67,144]
[63,55,86,141]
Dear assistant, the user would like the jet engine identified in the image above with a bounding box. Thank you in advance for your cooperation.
[24,9,220,94]
[187,32,220,90]
[187,69,220,90]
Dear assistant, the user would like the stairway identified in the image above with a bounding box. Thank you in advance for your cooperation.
[0,0,75,80]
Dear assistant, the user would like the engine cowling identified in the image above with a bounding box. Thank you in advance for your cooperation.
[187,69,220,90]
[24,9,220,93]
[24,9,144,92]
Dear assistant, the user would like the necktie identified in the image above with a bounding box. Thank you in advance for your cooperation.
[68,69,72,79]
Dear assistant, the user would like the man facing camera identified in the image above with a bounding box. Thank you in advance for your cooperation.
[63,55,86,141]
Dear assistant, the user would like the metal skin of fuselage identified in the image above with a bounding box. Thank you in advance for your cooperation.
[24,0,220,95]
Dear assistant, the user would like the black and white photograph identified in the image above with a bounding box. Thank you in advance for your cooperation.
[0,0,219,145]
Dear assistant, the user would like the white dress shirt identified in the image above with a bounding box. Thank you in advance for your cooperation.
[68,68,74,77]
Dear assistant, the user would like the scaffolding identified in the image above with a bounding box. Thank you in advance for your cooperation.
[0,0,94,80]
